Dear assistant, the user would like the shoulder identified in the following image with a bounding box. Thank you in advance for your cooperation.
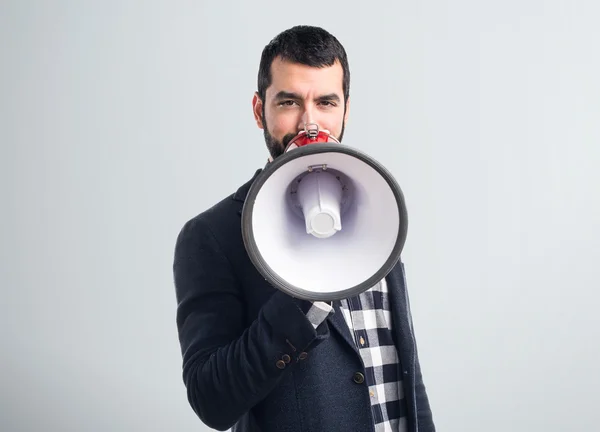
[175,193,240,253]
[174,168,263,253]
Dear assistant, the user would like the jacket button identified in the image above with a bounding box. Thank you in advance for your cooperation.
[353,372,365,384]
[282,354,291,363]
[298,352,308,360]
[276,360,286,369]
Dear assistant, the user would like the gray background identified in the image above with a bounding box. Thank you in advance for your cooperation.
[2,1,599,431]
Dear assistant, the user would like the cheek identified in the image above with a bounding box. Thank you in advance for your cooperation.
[323,113,345,134]
[267,112,296,137]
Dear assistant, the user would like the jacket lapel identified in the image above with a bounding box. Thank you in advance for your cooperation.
[328,301,359,354]
[386,261,416,374]
[327,262,418,360]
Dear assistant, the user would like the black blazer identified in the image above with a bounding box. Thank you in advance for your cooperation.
[173,168,435,432]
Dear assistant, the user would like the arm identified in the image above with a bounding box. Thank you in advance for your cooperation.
[173,216,330,431]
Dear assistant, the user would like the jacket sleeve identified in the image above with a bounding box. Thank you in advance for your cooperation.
[172,216,329,431]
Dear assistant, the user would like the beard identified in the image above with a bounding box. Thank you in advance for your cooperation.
[262,128,299,160]
[261,107,346,160]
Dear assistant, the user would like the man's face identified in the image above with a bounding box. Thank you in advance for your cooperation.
[252,57,349,159]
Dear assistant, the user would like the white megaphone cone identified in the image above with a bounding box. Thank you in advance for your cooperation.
[241,124,408,301]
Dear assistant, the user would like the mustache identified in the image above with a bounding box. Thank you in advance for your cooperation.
[282,132,299,148]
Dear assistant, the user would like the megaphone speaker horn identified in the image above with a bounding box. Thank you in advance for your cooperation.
[241,143,408,302]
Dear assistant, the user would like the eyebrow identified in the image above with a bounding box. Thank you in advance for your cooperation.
[273,91,341,103]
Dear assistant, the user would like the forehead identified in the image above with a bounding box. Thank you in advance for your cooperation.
[266,56,344,98]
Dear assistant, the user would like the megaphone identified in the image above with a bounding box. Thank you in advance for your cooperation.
[241,125,408,302]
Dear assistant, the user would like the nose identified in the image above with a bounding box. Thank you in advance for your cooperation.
[298,108,318,132]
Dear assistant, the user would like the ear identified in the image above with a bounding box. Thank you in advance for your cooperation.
[252,92,264,129]
[344,96,350,124]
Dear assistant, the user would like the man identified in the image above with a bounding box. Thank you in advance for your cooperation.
[173,25,435,432]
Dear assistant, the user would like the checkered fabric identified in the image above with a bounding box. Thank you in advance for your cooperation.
[302,279,407,432]
[302,300,334,328]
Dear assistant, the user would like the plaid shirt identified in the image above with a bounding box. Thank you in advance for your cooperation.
[301,279,407,432]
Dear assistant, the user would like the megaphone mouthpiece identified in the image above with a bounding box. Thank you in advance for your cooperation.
[296,168,343,239]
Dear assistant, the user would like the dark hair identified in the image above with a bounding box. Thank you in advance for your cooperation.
[257,25,350,104]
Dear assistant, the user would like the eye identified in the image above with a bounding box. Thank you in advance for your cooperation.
[319,100,337,107]
[277,100,298,106]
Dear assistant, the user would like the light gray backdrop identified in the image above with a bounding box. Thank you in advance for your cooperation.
[2,1,599,431]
